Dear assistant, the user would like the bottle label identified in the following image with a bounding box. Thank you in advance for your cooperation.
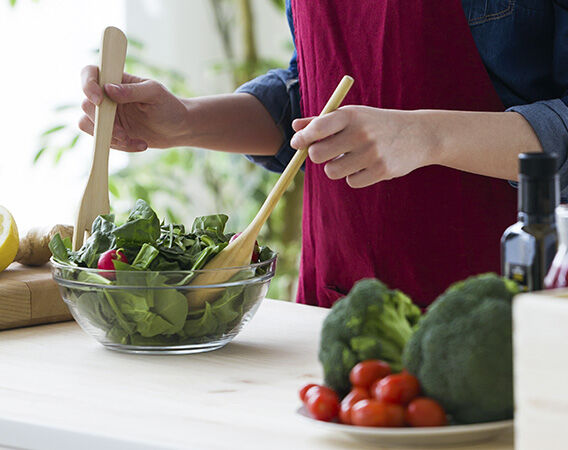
[506,263,529,292]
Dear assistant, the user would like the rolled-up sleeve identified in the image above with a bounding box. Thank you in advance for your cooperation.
[236,60,301,173]
[507,99,568,197]
[506,0,568,199]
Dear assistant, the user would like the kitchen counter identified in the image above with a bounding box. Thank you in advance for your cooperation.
[0,299,513,450]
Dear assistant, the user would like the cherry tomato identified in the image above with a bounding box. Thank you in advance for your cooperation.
[372,373,421,405]
[405,397,448,427]
[97,249,128,279]
[350,399,405,427]
[229,233,260,262]
[339,387,370,424]
[349,360,392,389]
[299,383,319,403]
[304,385,338,402]
[306,390,340,422]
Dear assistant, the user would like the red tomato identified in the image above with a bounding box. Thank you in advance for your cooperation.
[349,360,392,389]
[299,384,319,403]
[405,397,448,427]
[304,385,338,402]
[306,390,340,422]
[97,249,128,279]
[350,399,405,427]
[372,373,421,405]
[339,387,370,424]
[229,233,260,262]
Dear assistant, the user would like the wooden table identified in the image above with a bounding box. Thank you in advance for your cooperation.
[0,299,513,450]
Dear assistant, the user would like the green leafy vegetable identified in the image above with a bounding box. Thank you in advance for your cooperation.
[318,278,421,396]
[51,199,276,347]
[403,273,517,424]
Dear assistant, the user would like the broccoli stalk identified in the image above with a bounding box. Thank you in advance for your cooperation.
[318,279,421,395]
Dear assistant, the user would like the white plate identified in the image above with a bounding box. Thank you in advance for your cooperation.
[296,406,513,447]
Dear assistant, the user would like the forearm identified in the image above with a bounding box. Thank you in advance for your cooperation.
[178,93,283,156]
[425,110,542,181]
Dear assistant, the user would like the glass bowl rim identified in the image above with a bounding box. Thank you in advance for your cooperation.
[50,254,277,290]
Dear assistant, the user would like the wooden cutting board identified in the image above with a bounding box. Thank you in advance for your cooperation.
[0,263,72,330]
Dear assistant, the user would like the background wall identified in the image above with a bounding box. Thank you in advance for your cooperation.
[0,0,299,299]
[0,0,291,231]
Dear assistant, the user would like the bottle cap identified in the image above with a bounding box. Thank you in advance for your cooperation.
[519,153,558,178]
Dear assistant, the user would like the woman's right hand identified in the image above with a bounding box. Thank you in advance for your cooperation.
[79,65,191,152]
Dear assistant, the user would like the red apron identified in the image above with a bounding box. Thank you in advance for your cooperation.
[291,0,517,308]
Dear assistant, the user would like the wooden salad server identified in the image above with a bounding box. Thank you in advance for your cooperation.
[189,75,354,307]
[72,27,127,250]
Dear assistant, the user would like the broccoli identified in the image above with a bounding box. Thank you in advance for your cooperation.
[318,278,421,395]
[403,273,518,424]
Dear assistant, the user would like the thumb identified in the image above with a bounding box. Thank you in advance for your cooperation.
[104,80,161,104]
[292,116,315,131]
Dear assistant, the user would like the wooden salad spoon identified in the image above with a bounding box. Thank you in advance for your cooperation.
[189,75,354,307]
[72,27,127,250]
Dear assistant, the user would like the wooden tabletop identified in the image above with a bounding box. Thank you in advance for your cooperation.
[0,299,514,450]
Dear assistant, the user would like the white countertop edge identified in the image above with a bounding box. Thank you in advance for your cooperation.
[0,417,172,450]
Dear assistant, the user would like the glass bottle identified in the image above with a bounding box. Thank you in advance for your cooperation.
[544,205,568,288]
[501,153,559,291]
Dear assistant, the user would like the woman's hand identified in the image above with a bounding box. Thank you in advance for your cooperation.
[79,65,191,152]
[290,106,439,188]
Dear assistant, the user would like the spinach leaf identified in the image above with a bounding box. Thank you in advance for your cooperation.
[73,214,117,267]
[131,243,160,269]
[77,270,112,285]
[75,291,115,331]
[183,302,217,338]
[191,214,228,234]
[113,199,161,247]
[51,199,275,348]
[152,288,188,335]
[103,291,137,334]
[48,233,73,265]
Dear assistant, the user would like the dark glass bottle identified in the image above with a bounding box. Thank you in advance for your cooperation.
[501,153,559,291]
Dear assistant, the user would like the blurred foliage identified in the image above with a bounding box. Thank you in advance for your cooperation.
[31,0,301,301]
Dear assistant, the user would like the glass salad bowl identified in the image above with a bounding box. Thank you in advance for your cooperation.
[51,255,276,354]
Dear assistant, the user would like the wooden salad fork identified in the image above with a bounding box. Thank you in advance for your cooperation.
[188,75,354,307]
[72,27,127,250]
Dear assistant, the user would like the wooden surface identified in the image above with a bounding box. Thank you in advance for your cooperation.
[0,263,71,330]
[514,290,568,450]
[0,299,513,450]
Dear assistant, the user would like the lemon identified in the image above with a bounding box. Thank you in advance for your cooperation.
[0,206,19,272]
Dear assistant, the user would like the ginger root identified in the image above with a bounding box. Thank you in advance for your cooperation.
[15,224,73,266]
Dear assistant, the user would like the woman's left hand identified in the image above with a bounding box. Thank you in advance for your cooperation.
[290,105,439,188]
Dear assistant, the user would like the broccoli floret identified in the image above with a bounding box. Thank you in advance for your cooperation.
[403,273,519,424]
[318,278,421,395]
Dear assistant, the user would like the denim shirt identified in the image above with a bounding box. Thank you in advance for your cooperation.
[237,0,568,199]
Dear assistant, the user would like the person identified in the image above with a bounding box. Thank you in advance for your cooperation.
[80,0,568,309]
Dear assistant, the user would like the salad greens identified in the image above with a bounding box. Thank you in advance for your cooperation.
[50,200,275,346]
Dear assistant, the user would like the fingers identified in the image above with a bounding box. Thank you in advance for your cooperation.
[306,125,360,164]
[104,80,162,104]
[78,115,148,152]
[79,102,127,141]
[290,109,349,150]
[80,98,96,122]
[81,65,103,106]
[346,165,384,189]
[82,65,147,105]
[292,117,315,132]
[323,151,369,181]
